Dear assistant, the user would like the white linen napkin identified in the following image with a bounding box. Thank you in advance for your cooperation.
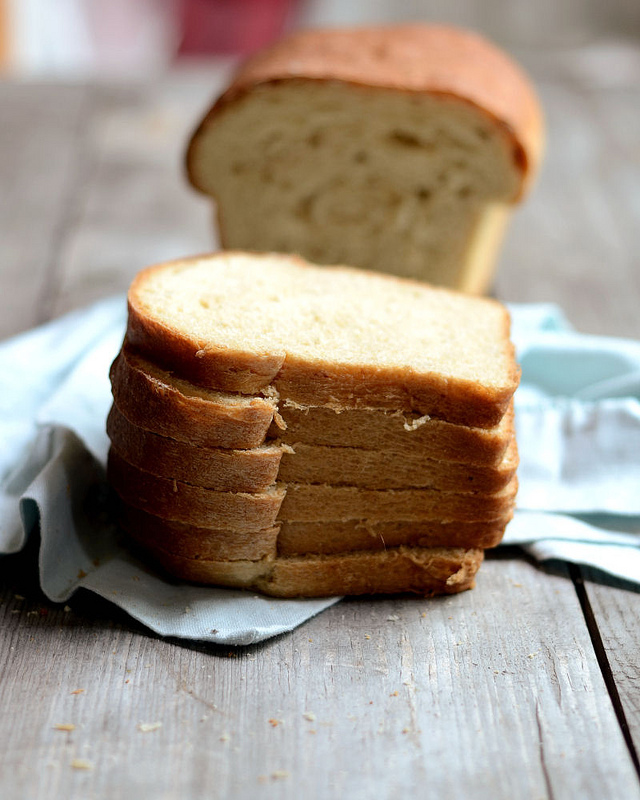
[1,297,639,644]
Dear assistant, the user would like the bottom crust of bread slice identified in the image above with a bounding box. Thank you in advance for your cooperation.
[134,538,484,598]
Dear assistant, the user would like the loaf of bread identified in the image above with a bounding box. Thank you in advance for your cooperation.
[109,251,520,597]
[186,24,543,293]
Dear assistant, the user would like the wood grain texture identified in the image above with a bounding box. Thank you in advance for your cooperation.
[582,571,640,755]
[0,554,638,800]
[45,74,220,319]
[0,83,89,338]
[496,66,640,339]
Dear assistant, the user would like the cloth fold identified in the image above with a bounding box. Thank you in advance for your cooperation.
[1,297,639,643]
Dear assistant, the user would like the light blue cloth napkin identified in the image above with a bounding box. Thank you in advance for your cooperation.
[1,298,639,643]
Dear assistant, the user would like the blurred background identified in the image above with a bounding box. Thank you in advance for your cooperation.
[1,0,639,339]
[1,0,639,77]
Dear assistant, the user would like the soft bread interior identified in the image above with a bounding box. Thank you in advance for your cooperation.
[189,82,521,289]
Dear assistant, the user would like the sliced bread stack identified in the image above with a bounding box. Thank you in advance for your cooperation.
[107,252,520,597]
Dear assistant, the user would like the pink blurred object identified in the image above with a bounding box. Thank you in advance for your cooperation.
[178,0,298,56]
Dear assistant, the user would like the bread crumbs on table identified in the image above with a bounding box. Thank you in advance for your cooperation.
[271,771,290,780]
[364,634,371,639]
[219,732,231,742]
[53,724,76,731]
[302,712,316,722]
[138,722,162,732]
[70,689,84,695]
[70,759,93,770]
[268,718,281,727]
[387,615,400,621]
[389,691,399,697]
[77,570,87,579]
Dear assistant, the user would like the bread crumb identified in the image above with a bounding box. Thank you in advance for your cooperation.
[71,759,93,770]
[402,728,410,734]
[64,605,72,612]
[271,770,290,780]
[268,718,281,727]
[138,722,162,732]
[364,634,371,640]
[70,689,85,695]
[389,691,399,697]
[77,570,87,579]
[219,732,231,742]
[14,594,25,601]
[387,614,400,621]
[53,724,76,731]
[302,712,316,722]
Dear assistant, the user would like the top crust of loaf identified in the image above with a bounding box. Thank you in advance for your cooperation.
[126,252,520,428]
[187,24,543,200]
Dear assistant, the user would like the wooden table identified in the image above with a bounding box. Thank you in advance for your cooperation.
[1,49,640,798]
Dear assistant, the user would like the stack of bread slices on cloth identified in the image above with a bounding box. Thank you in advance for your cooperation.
[107,252,520,598]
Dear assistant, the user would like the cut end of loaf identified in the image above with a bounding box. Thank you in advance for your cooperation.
[186,24,543,290]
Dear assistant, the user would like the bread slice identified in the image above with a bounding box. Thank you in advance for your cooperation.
[186,25,542,293]
[274,401,515,466]
[118,502,510,560]
[108,448,517,526]
[108,402,518,493]
[112,346,515,466]
[277,517,510,555]
[107,404,286,492]
[133,538,484,597]
[278,438,518,492]
[126,252,519,428]
[279,480,517,523]
[108,449,285,532]
[117,503,280,562]
[110,348,278,450]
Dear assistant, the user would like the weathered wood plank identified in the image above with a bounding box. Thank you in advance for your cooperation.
[580,570,640,758]
[0,83,89,338]
[46,69,232,320]
[0,553,637,800]
[496,78,640,339]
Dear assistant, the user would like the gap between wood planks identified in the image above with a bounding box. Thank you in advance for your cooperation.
[569,563,640,780]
